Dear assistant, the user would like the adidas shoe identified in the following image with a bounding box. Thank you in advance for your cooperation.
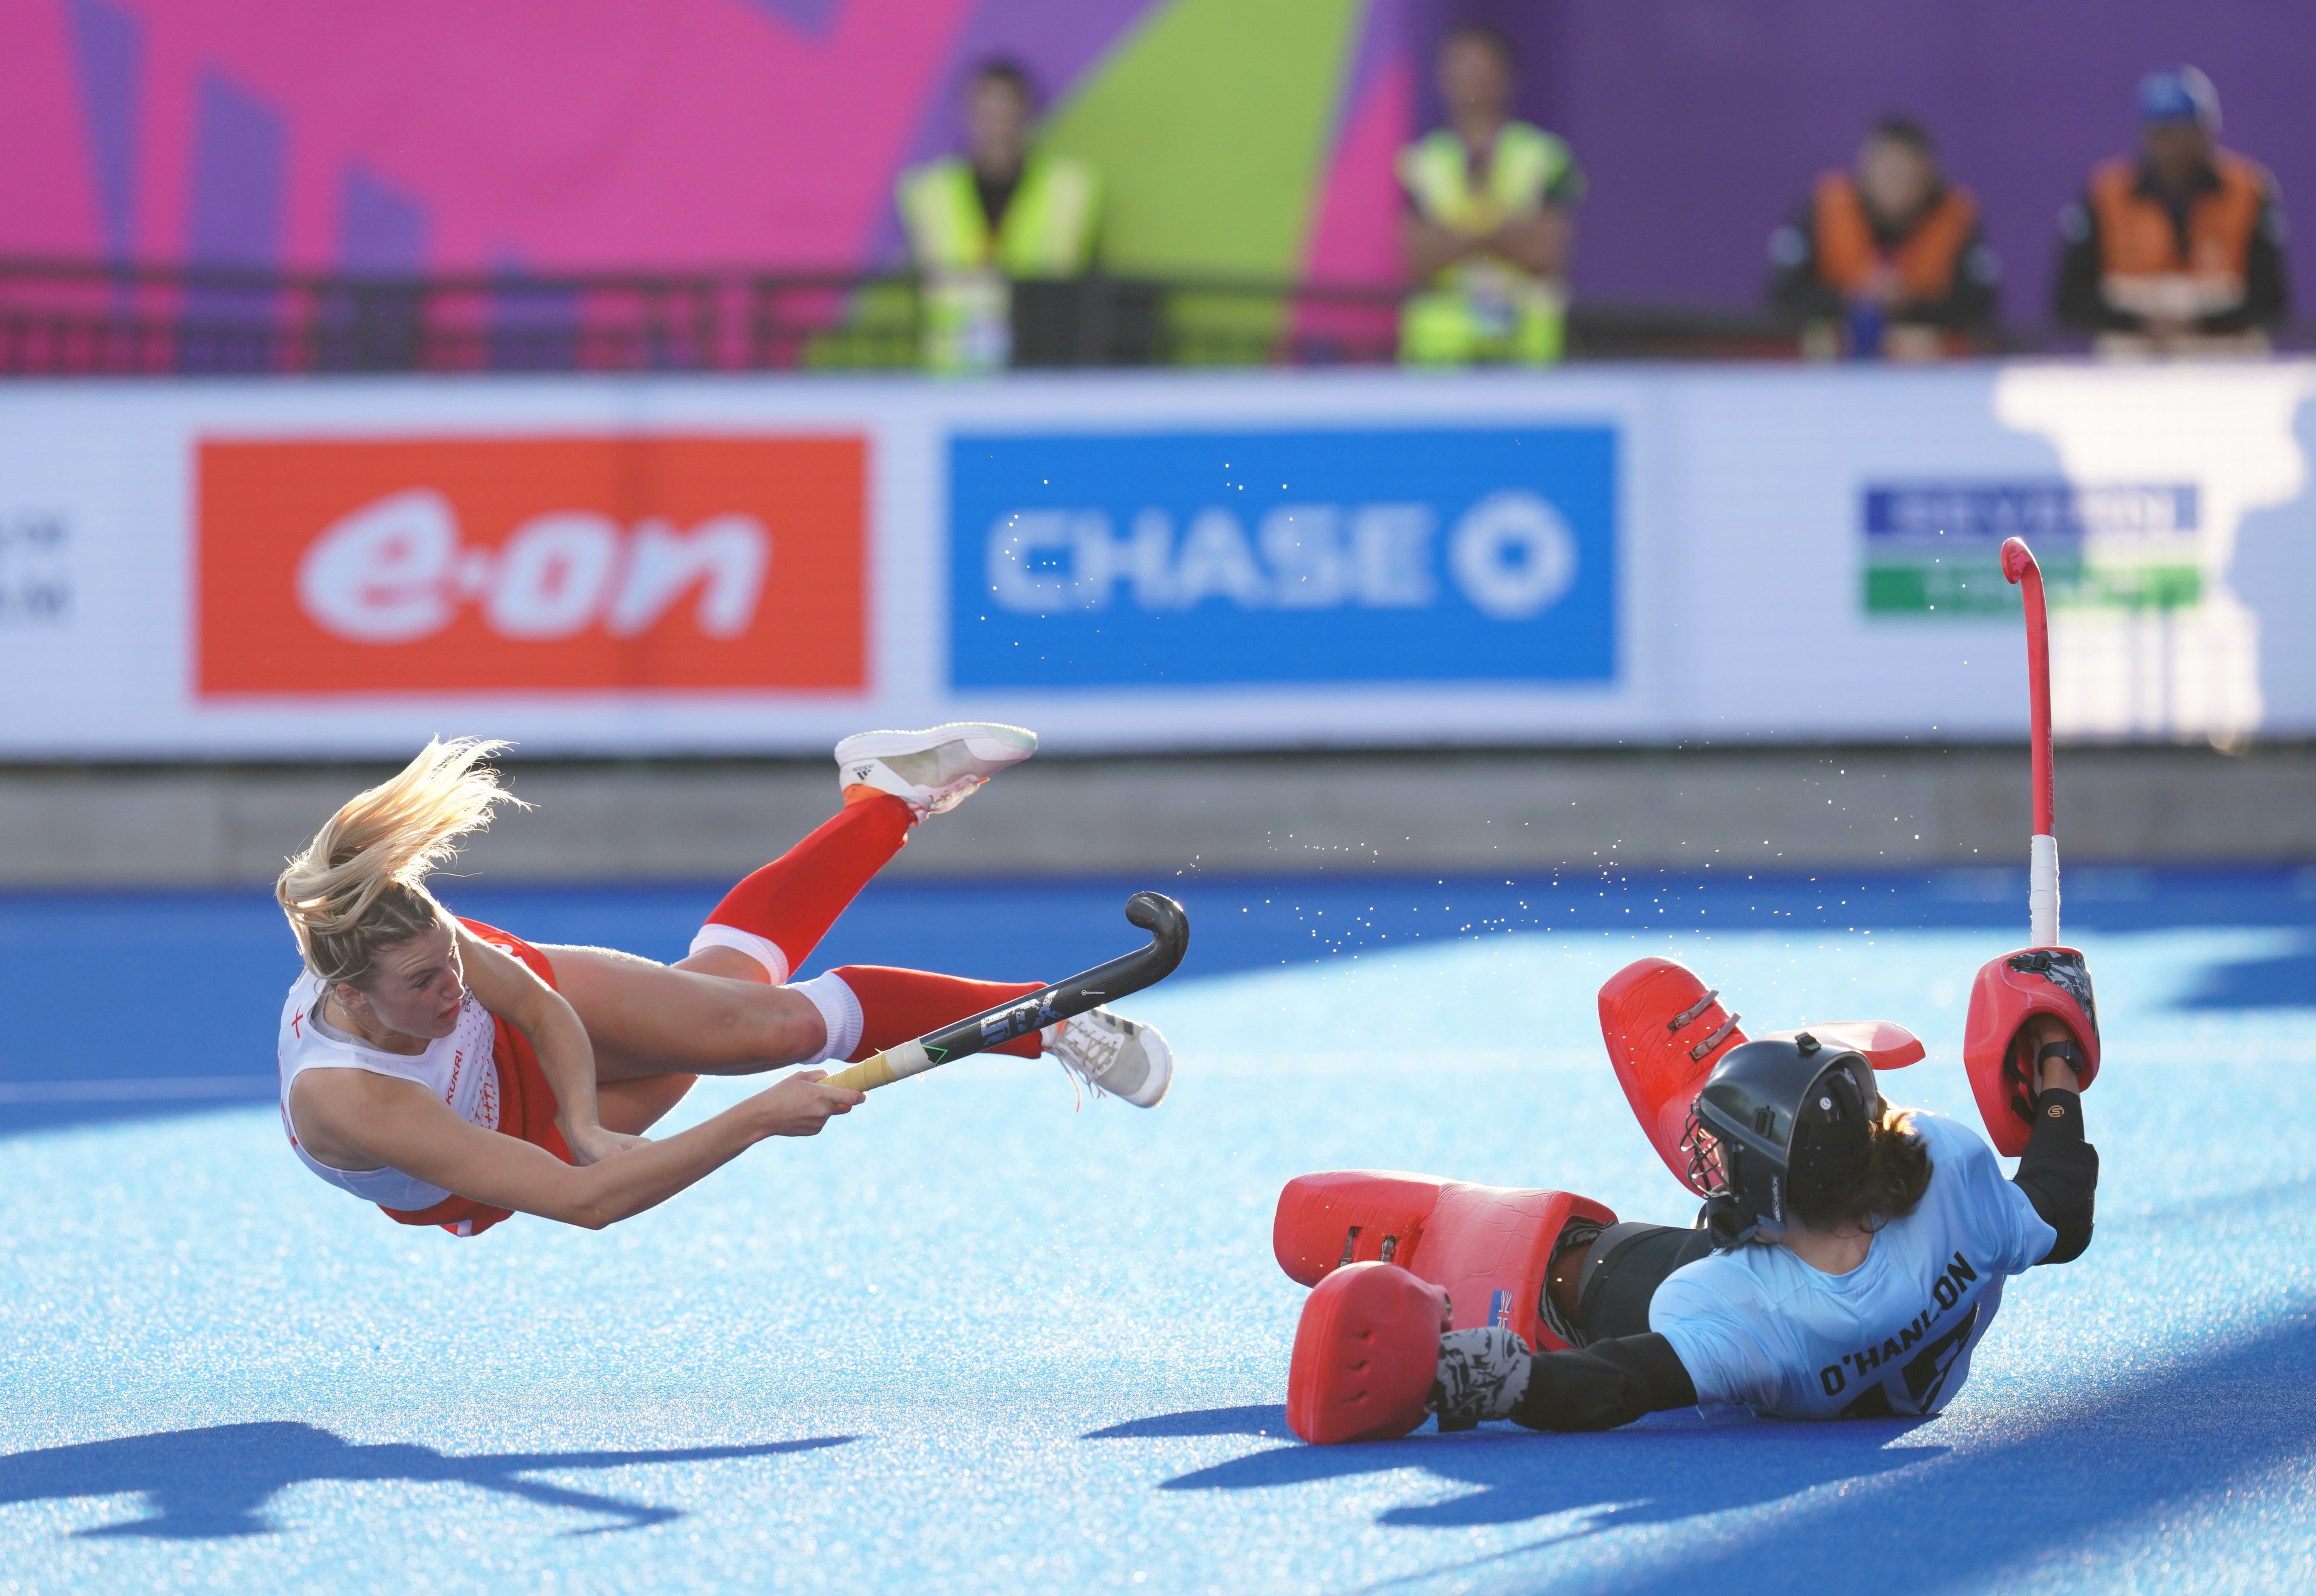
[1431,1327,1534,1432]
[835,723,1037,816]
[1045,1007,1173,1108]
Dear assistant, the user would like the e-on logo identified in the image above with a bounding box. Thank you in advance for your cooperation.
[950,427,1616,687]
[199,435,865,695]
[297,489,769,644]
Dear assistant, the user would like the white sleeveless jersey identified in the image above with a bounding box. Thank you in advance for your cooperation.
[277,969,501,1212]
[1650,1112,2057,1420]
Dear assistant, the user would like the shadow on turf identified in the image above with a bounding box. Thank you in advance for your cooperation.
[0,1422,852,1539]
[1082,1405,1290,1441]
[1546,1308,2316,1596]
[1157,1407,1943,1533]
[1149,1306,2316,1594]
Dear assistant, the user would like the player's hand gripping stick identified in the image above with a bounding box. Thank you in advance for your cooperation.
[2001,536,2059,948]
[816,891,1190,1092]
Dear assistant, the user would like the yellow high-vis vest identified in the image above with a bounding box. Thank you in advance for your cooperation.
[1397,121,1574,366]
[896,152,1100,373]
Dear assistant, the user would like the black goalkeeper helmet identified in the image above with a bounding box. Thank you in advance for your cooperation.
[1687,1032,1880,1249]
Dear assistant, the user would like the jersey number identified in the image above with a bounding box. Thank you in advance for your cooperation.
[1840,1303,1981,1418]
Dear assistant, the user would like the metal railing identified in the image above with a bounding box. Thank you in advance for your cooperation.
[0,256,1828,377]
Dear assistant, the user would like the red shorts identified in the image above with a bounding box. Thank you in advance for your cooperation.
[378,918,574,1238]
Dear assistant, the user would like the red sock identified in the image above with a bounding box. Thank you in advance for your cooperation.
[831,965,1047,1060]
[697,794,913,980]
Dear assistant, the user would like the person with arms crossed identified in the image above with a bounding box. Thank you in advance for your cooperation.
[1398,24,1583,367]
[896,59,1101,374]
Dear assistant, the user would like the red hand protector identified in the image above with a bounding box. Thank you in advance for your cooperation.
[1963,947,2102,1157]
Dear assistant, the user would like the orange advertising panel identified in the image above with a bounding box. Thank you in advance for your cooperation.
[198,435,866,695]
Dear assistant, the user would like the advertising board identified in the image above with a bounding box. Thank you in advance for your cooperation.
[2,361,2312,758]
[950,427,1616,689]
[1860,482,2203,617]
[197,435,866,696]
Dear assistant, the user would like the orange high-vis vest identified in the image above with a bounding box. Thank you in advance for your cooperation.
[1811,173,1979,303]
[2087,150,2265,320]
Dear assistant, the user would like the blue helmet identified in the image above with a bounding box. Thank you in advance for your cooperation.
[2138,66,2220,132]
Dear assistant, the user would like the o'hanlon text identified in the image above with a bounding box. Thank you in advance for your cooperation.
[1817,1252,1981,1397]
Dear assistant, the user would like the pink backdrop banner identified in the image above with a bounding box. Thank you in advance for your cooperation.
[6,0,1204,275]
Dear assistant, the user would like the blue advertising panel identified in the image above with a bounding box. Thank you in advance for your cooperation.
[949,427,1617,687]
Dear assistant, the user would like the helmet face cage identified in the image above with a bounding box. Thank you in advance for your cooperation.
[1680,1100,1725,1197]
[1697,1132,1783,1250]
[1683,1103,1767,1249]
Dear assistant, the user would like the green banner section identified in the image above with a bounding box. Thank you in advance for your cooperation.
[1864,556,2203,616]
[1042,0,1364,359]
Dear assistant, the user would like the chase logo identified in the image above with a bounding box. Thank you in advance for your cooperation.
[949,428,1616,687]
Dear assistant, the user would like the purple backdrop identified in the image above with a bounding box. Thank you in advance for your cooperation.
[1417,0,2316,321]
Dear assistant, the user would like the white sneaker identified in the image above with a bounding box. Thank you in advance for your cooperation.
[834,723,1037,816]
[1045,1007,1173,1108]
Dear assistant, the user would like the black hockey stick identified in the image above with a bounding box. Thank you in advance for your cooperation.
[817,891,1189,1091]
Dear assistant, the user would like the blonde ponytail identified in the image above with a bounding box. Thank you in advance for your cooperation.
[276,737,527,985]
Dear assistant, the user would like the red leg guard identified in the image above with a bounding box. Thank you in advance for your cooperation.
[1598,957,1749,1193]
[1422,1182,1616,1348]
[1286,1262,1449,1446]
[1272,1170,1444,1286]
[1274,1172,1615,1355]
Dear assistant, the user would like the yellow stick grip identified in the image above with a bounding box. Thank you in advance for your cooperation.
[813,1039,932,1093]
[818,1053,897,1092]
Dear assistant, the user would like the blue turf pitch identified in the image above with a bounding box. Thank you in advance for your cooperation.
[2,867,2313,1592]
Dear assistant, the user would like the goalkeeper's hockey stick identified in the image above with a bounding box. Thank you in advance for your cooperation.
[2001,536,2060,948]
[817,891,1190,1092]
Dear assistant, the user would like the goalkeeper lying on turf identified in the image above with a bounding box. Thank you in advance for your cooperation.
[1277,954,2101,1439]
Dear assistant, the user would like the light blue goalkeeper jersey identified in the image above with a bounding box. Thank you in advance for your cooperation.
[1651,1112,2056,1419]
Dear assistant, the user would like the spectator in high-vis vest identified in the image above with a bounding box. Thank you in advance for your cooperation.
[2053,66,2288,355]
[895,60,1101,373]
[1398,25,1583,366]
[1767,116,2000,360]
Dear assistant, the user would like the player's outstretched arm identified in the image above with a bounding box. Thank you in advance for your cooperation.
[291,1068,863,1230]
[1509,1335,1698,1432]
[2009,1017,2099,1265]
